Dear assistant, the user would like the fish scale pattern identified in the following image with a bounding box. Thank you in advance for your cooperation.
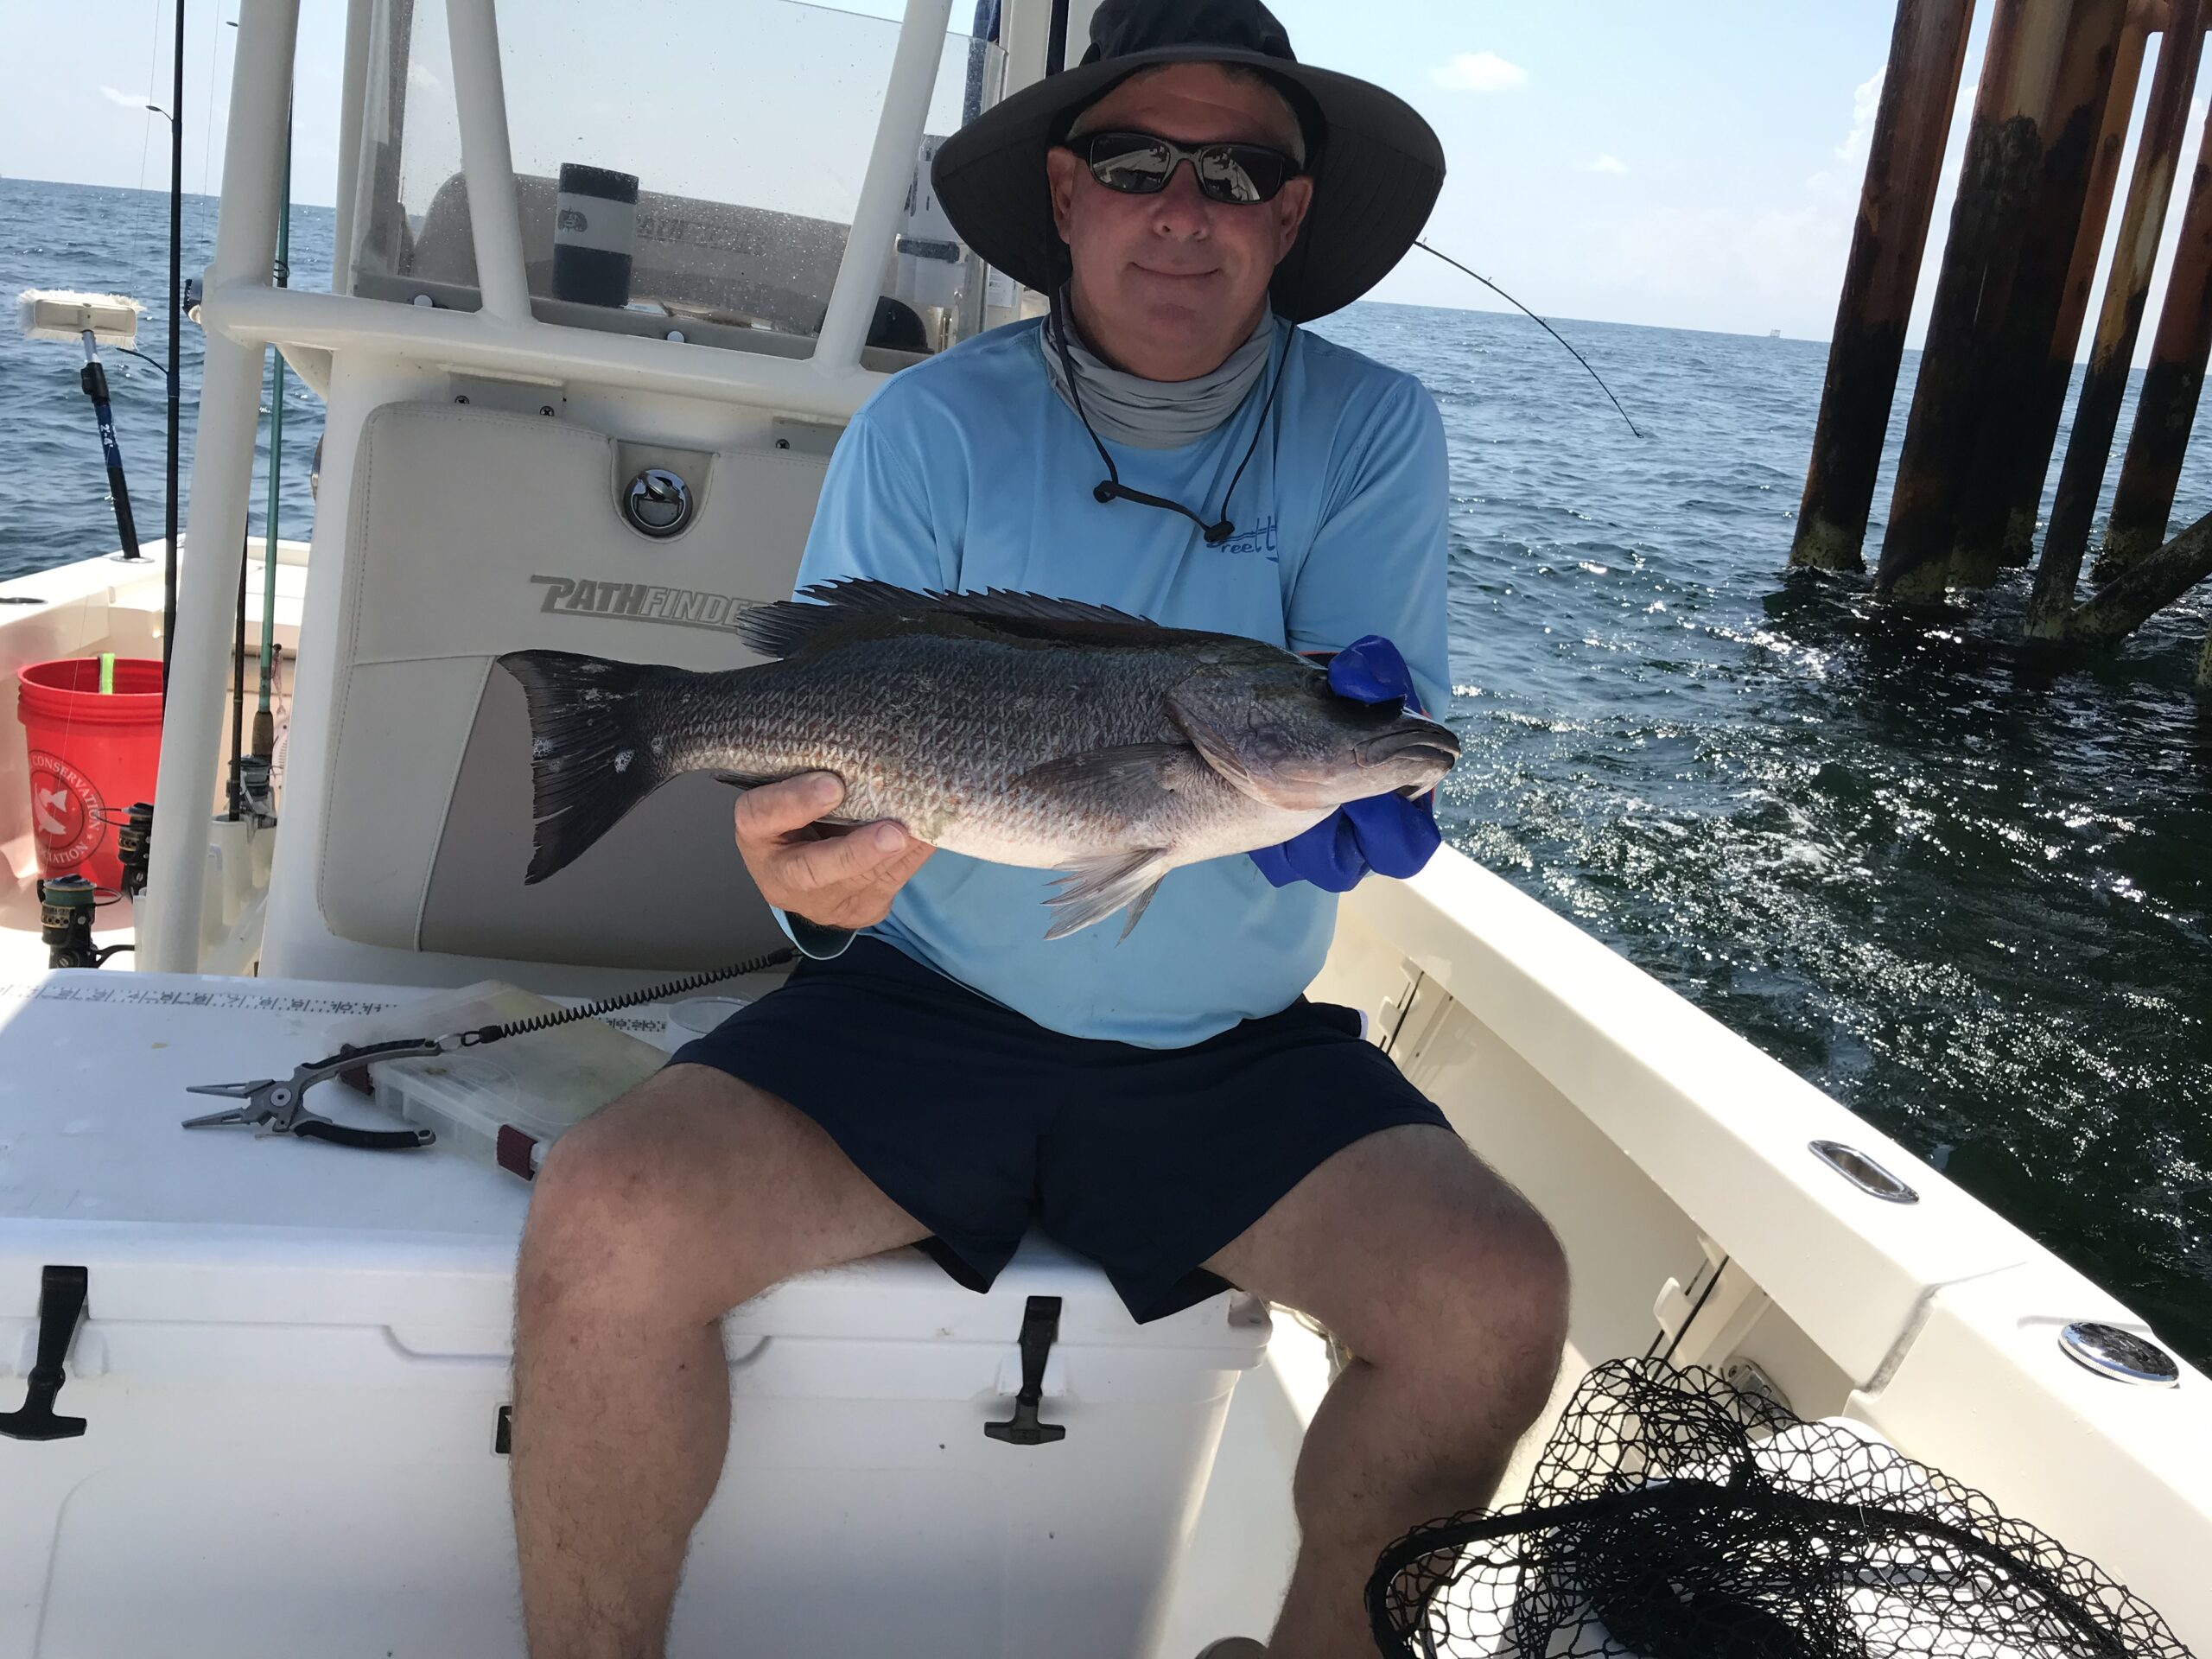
[646,626,1268,858]
[505,582,1459,923]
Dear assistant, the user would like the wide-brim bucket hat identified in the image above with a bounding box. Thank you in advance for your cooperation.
[931,0,1445,324]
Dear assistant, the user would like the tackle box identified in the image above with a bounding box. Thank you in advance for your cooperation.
[328,979,670,1179]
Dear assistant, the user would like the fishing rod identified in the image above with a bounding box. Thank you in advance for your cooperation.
[1414,240,1644,440]
[16,291,149,563]
[254,111,292,771]
[164,0,185,703]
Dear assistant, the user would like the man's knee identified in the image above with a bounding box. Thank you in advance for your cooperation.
[1471,1198,1569,1410]
[1365,1184,1569,1421]
[518,1070,772,1326]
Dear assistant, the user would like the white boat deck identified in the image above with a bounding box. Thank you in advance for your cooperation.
[0,538,308,654]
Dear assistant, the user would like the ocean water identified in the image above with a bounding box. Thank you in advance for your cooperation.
[4,175,2209,1370]
[0,177,330,569]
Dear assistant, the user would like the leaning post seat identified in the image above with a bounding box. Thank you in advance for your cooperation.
[314,400,823,970]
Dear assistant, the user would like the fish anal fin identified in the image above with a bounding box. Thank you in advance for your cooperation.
[1043,849,1173,942]
[1115,876,1162,942]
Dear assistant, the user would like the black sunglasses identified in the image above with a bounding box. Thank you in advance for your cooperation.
[1076,130,1301,206]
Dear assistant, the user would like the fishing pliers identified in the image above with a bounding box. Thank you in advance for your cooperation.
[182,1039,442,1150]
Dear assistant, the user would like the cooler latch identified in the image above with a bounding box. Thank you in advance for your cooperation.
[0,1265,90,1442]
[984,1294,1066,1446]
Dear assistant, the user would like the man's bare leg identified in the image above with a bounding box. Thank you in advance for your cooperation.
[512,1064,928,1659]
[1205,1124,1569,1659]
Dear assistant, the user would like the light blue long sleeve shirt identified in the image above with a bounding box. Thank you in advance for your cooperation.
[791,315,1450,1047]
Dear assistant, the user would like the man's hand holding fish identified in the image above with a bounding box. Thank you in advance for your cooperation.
[729,772,932,933]
[507,7,1570,1656]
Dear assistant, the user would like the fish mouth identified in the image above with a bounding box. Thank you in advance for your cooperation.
[1357,719,1461,772]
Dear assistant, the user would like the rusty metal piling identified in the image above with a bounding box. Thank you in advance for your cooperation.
[1790,0,1978,573]
[1799,0,2212,655]
[1999,15,2151,566]
[2032,3,2205,630]
[2099,86,2212,575]
[1878,0,2057,594]
[1941,0,2132,589]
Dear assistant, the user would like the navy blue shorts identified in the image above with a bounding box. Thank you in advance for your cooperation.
[669,938,1450,1322]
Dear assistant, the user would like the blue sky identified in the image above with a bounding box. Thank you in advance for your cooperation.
[3,0,2202,351]
[1274,0,1907,336]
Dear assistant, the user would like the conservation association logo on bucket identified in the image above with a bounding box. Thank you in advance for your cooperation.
[16,656,162,891]
[27,750,105,872]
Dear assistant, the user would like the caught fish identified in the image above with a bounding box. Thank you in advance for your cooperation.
[499,580,1459,939]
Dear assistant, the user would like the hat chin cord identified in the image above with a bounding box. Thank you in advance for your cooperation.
[1049,289,1294,547]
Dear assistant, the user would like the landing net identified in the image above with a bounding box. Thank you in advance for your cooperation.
[1367,1358,2192,1659]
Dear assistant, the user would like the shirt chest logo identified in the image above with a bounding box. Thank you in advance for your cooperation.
[1213,517,1280,561]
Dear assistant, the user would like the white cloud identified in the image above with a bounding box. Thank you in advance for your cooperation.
[99,86,150,111]
[1432,51,1528,93]
[1585,154,1629,175]
[407,61,444,96]
[1836,67,1885,164]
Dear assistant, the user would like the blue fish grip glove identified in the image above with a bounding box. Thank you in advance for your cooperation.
[1248,635,1444,893]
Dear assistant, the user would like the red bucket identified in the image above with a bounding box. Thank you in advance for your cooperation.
[16,658,164,892]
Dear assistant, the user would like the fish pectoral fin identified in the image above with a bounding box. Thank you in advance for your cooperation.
[1043,849,1173,943]
[1162,689,1276,805]
[1012,742,1205,810]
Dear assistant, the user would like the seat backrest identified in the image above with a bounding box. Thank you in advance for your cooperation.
[316,400,828,969]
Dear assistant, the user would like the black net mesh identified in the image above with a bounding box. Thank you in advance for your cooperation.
[1367,1358,2193,1659]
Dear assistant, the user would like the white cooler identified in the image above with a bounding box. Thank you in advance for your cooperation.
[0,971,1272,1658]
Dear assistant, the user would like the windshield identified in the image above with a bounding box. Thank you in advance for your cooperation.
[349,0,1003,355]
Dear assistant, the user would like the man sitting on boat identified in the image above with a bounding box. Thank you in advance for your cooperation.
[508,3,1570,1655]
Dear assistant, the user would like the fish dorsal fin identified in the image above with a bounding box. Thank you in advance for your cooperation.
[736,579,1168,660]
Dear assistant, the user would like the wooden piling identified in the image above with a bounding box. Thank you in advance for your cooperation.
[1790,0,1977,573]
[1880,0,2059,595]
[2032,3,2205,632]
[1999,16,2151,567]
[1942,0,2132,588]
[2100,84,2212,575]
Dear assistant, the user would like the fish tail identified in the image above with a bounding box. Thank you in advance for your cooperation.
[498,650,681,884]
